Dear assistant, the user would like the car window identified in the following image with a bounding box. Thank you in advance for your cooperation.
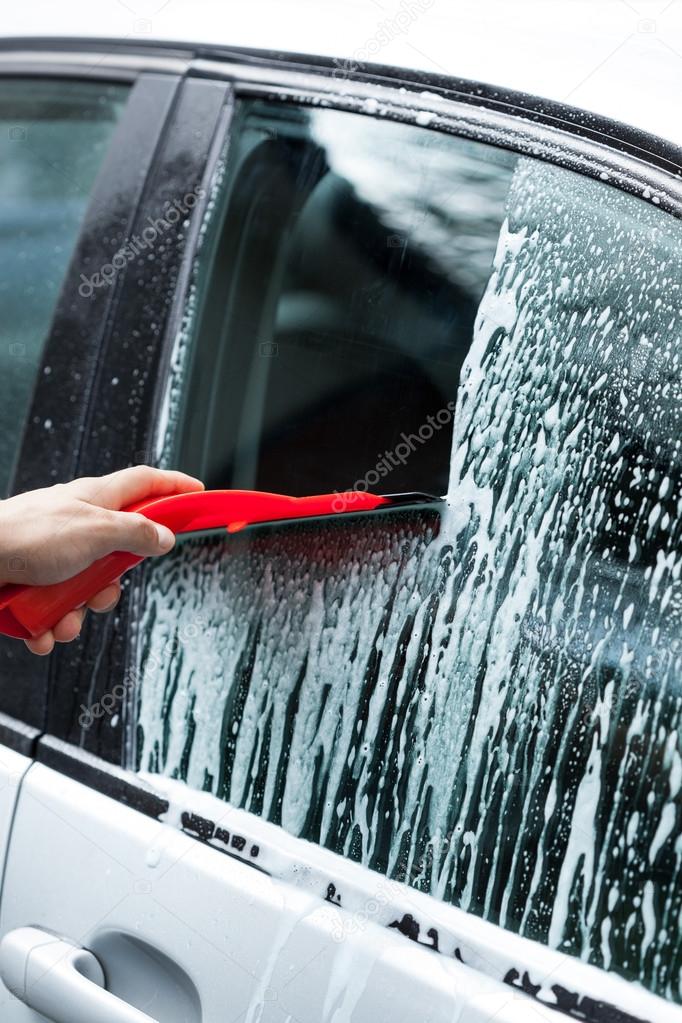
[0,78,128,496]
[161,102,515,496]
[132,101,682,1003]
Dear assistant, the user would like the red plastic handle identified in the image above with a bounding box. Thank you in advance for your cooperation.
[0,489,387,640]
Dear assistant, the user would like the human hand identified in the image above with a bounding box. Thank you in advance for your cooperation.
[0,467,204,655]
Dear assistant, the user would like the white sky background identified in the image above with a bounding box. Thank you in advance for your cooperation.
[1,0,681,145]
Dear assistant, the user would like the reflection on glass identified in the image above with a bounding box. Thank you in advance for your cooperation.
[171,103,515,496]
[0,79,128,494]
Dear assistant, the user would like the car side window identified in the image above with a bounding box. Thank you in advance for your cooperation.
[132,101,682,1003]
[163,103,514,497]
[0,78,128,496]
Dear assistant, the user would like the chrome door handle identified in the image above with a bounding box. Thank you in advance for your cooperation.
[0,926,158,1023]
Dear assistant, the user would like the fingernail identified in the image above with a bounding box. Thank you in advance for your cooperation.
[156,524,175,551]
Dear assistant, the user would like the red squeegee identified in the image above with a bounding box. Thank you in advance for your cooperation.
[0,488,439,640]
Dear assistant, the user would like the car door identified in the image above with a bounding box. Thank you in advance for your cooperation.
[0,46,681,1023]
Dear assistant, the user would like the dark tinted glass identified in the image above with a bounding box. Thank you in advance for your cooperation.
[172,102,514,496]
[0,79,127,495]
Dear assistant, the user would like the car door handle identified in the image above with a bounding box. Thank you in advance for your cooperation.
[0,926,158,1023]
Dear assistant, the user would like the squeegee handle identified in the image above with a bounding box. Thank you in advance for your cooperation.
[7,551,143,639]
[0,488,392,639]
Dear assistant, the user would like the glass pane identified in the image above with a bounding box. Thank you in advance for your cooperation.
[0,78,128,495]
[168,102,515,496]
[133,102,682,1002]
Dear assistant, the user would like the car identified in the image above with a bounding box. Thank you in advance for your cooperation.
[0,13,679,1023]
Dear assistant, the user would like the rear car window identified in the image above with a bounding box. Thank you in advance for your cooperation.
[0,78,127,495]
[131,100,682,1003]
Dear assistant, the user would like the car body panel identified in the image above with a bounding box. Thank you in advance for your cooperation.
[0,745,32,892]
[0,763,565,1023]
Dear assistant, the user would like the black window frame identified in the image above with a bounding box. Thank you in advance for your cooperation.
[0,51,226,745]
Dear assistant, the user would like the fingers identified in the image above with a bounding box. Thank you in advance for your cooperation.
[25,606,85,655]
[72,466,204,512]
[53,607,86,643]
[79,464,204,560]
[25,631,55,656]
[88,509,177,561]
[24,582,122,655]
[87,581,121,613]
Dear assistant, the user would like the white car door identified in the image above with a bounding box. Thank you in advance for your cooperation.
[0,48,680,1023]
[0,739,31,905]
[0,760,569,1022]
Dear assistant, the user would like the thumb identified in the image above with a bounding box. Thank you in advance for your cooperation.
[97,510,176,559]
